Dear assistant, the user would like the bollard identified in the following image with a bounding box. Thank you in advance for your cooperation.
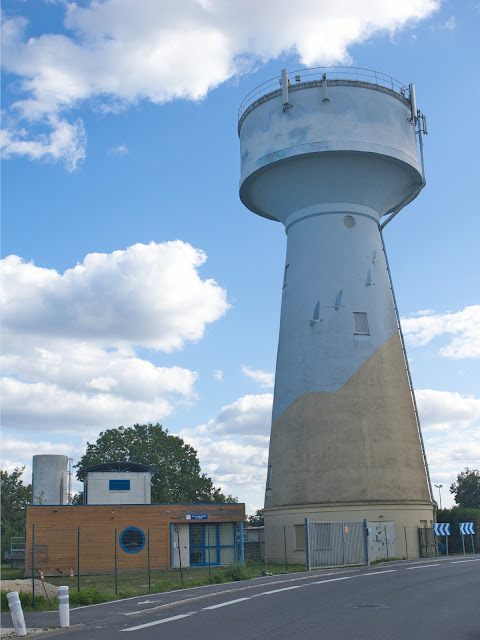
[7,591,27,637]
[58,586,70,628]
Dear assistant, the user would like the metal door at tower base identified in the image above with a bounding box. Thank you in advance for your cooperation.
[308,521,366,568]
[189,523,237,566]
[419,527,436,557]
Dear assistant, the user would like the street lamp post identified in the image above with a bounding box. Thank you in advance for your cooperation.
[434,484,443,510]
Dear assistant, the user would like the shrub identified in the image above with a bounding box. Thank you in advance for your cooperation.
[69,589,109,606]
[1,590,57,612]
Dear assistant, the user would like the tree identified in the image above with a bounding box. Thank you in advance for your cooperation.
[246,510,264,527]
[75,423,236,504]
[450,468,480,509]
[0,467,32,557]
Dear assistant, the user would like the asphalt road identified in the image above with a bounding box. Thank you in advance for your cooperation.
[15,557,480,639]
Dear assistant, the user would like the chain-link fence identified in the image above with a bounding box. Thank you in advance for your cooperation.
[24,522,245,602]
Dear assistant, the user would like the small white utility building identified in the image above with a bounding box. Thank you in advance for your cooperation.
[78,462,157,505]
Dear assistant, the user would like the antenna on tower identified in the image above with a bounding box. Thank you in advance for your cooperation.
[409,83,417,123]
[281,69,292,112]
[322,74,329,102]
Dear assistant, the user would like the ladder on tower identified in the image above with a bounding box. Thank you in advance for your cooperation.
[379,229,434,504]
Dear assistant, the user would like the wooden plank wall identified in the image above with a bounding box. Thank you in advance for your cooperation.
[25,503,245,576]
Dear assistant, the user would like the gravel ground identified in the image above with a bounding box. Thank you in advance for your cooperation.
[1,580,58,599]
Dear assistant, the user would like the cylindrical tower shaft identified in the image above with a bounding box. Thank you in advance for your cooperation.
[238,67,434,561]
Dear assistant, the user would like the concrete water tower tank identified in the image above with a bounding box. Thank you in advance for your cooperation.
[32,455,70,505]
[238,67,434,560]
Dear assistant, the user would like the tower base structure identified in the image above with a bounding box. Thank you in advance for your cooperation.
[264,502,434,564]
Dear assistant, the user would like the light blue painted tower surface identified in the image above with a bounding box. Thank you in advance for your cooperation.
[238,68,435,560]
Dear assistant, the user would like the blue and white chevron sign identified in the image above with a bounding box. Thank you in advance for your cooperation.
[459,522,475,535]
[433,523,450,536]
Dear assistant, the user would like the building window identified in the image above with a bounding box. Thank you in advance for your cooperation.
[266,465,273,490]
[189,523,236,566]
[353,312,369,335]
[109,479,130,491]
[294,524,306,550]
[119,527,145,553]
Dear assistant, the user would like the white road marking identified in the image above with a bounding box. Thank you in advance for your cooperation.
[451,559,480,564]
[203,598,250,610]
[252,585,304,596]
[359,570,398,576]
[312,576,355,585]
[120,612,195,631]
[406,564,439,570]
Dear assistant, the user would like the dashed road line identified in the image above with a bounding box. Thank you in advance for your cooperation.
[451,559,480,564]
[203,598,250,610]
[406,564,439,570]
[120,612,195,632]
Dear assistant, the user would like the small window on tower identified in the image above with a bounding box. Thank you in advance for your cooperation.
[353,312,369,335]
[266,465,273,490]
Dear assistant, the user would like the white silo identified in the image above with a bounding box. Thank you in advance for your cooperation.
[32,455,70,505]
[238,67,434,560]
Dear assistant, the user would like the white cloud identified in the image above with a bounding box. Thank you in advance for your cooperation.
[1,116,86,172]
[417,388,480,508]
[0,241,228,433]
[1,0,440,167]
[109,144,128,156]
[195,393,273,436]
[438,15,455,30]
[402,306,480,358]
[1,241,229,351]
[242,366,274,389]
[416,389,480,432]
[179,393,273,512]
[213,369,224,381]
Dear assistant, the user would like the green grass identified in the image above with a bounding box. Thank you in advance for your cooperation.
[0,565,24,580]
[1,562,307,612]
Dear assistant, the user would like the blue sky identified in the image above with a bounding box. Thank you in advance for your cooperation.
[1,0,479,514]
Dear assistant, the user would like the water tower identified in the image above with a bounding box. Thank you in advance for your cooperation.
[238,67,434,560]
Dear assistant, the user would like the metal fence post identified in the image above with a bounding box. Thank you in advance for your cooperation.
[304,518,311,570]
[471,533,476,555]
[384,524,389,559]
[114,528,118,595]
[238,521,244,566]
[404,526,408,559]
[176,528,184,584]
[363,519,369,566]
[258,525,263,570]
[283,525,288,572]
[77,527,80,593]
[462,534,466,556]
[147,529,151,591]
[31,524,35,609]
[207,527,211,578]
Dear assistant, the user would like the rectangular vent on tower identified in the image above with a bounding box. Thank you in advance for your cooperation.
[353,312,369,335]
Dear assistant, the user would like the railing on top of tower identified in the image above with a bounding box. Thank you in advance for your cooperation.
[238,66,409,122]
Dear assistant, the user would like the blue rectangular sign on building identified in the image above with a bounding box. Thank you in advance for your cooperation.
[186,514,208,520]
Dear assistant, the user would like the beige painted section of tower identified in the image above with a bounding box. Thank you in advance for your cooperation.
[263,333,434,559]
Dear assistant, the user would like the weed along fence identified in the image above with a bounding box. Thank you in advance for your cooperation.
[25,503,245,589]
